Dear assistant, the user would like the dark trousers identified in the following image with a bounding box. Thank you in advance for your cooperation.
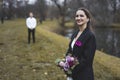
[28,28,35,44]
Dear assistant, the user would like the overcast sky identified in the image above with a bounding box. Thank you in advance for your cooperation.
[28,0,64,5]
[28,0,37,4]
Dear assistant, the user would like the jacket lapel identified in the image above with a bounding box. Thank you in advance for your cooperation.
[72,27,90,49]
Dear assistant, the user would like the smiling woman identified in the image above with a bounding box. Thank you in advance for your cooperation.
[66,8,96,80]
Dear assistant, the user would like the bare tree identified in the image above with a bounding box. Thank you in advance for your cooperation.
[51,0,68,28]
[0,0,4,23]
[68,0,114,25]
[108,0,120,23]
[35,0,47,23]
[0,0,17,19]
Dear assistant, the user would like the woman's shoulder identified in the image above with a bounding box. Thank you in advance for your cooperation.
[87,28,95,36]
[85,28,96,41]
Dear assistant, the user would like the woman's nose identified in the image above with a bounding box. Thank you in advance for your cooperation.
[76,16,81,19]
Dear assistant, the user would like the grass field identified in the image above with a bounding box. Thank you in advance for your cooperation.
[37,19,62,33]
[0,19,120,80]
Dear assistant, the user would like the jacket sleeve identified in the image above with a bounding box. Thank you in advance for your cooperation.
[74,34,96,71]
[66,42,72,56]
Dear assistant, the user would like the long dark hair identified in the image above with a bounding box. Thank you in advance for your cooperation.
[77,8,94,32]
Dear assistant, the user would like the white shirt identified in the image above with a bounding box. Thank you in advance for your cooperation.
[26,17,37,29]
[71,31,82,49]
[71,39,76,49]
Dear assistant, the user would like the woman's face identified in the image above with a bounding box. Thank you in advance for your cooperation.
[75,10,89,26]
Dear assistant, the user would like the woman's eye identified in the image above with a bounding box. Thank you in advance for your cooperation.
[80,15,84,17]
[76,15,84,17]
[76,15,79,17]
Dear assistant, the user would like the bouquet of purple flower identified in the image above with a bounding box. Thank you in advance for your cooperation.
[55,54,79,76]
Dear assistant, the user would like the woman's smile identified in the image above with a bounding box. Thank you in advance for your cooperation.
[75,10,89,26]
[76,19,83,23]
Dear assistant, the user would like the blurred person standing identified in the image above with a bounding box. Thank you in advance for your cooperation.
[26,12,37,44]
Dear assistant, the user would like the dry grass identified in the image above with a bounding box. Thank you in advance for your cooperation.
[0,19,120,80]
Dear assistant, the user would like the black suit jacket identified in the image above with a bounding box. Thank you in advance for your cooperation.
[66,27,96,80]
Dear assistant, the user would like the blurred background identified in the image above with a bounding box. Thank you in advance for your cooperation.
[0,0,120,57]
[0,0,120,80]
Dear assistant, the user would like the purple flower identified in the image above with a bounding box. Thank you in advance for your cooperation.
[55,55,79,75]
[75,41,82,46]
[66,56,75,67]
[63,62,69,71]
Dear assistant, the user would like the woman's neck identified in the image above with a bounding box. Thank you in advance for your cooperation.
[79,23,87,32]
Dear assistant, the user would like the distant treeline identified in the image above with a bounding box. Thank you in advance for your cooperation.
[0,0,120,26]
